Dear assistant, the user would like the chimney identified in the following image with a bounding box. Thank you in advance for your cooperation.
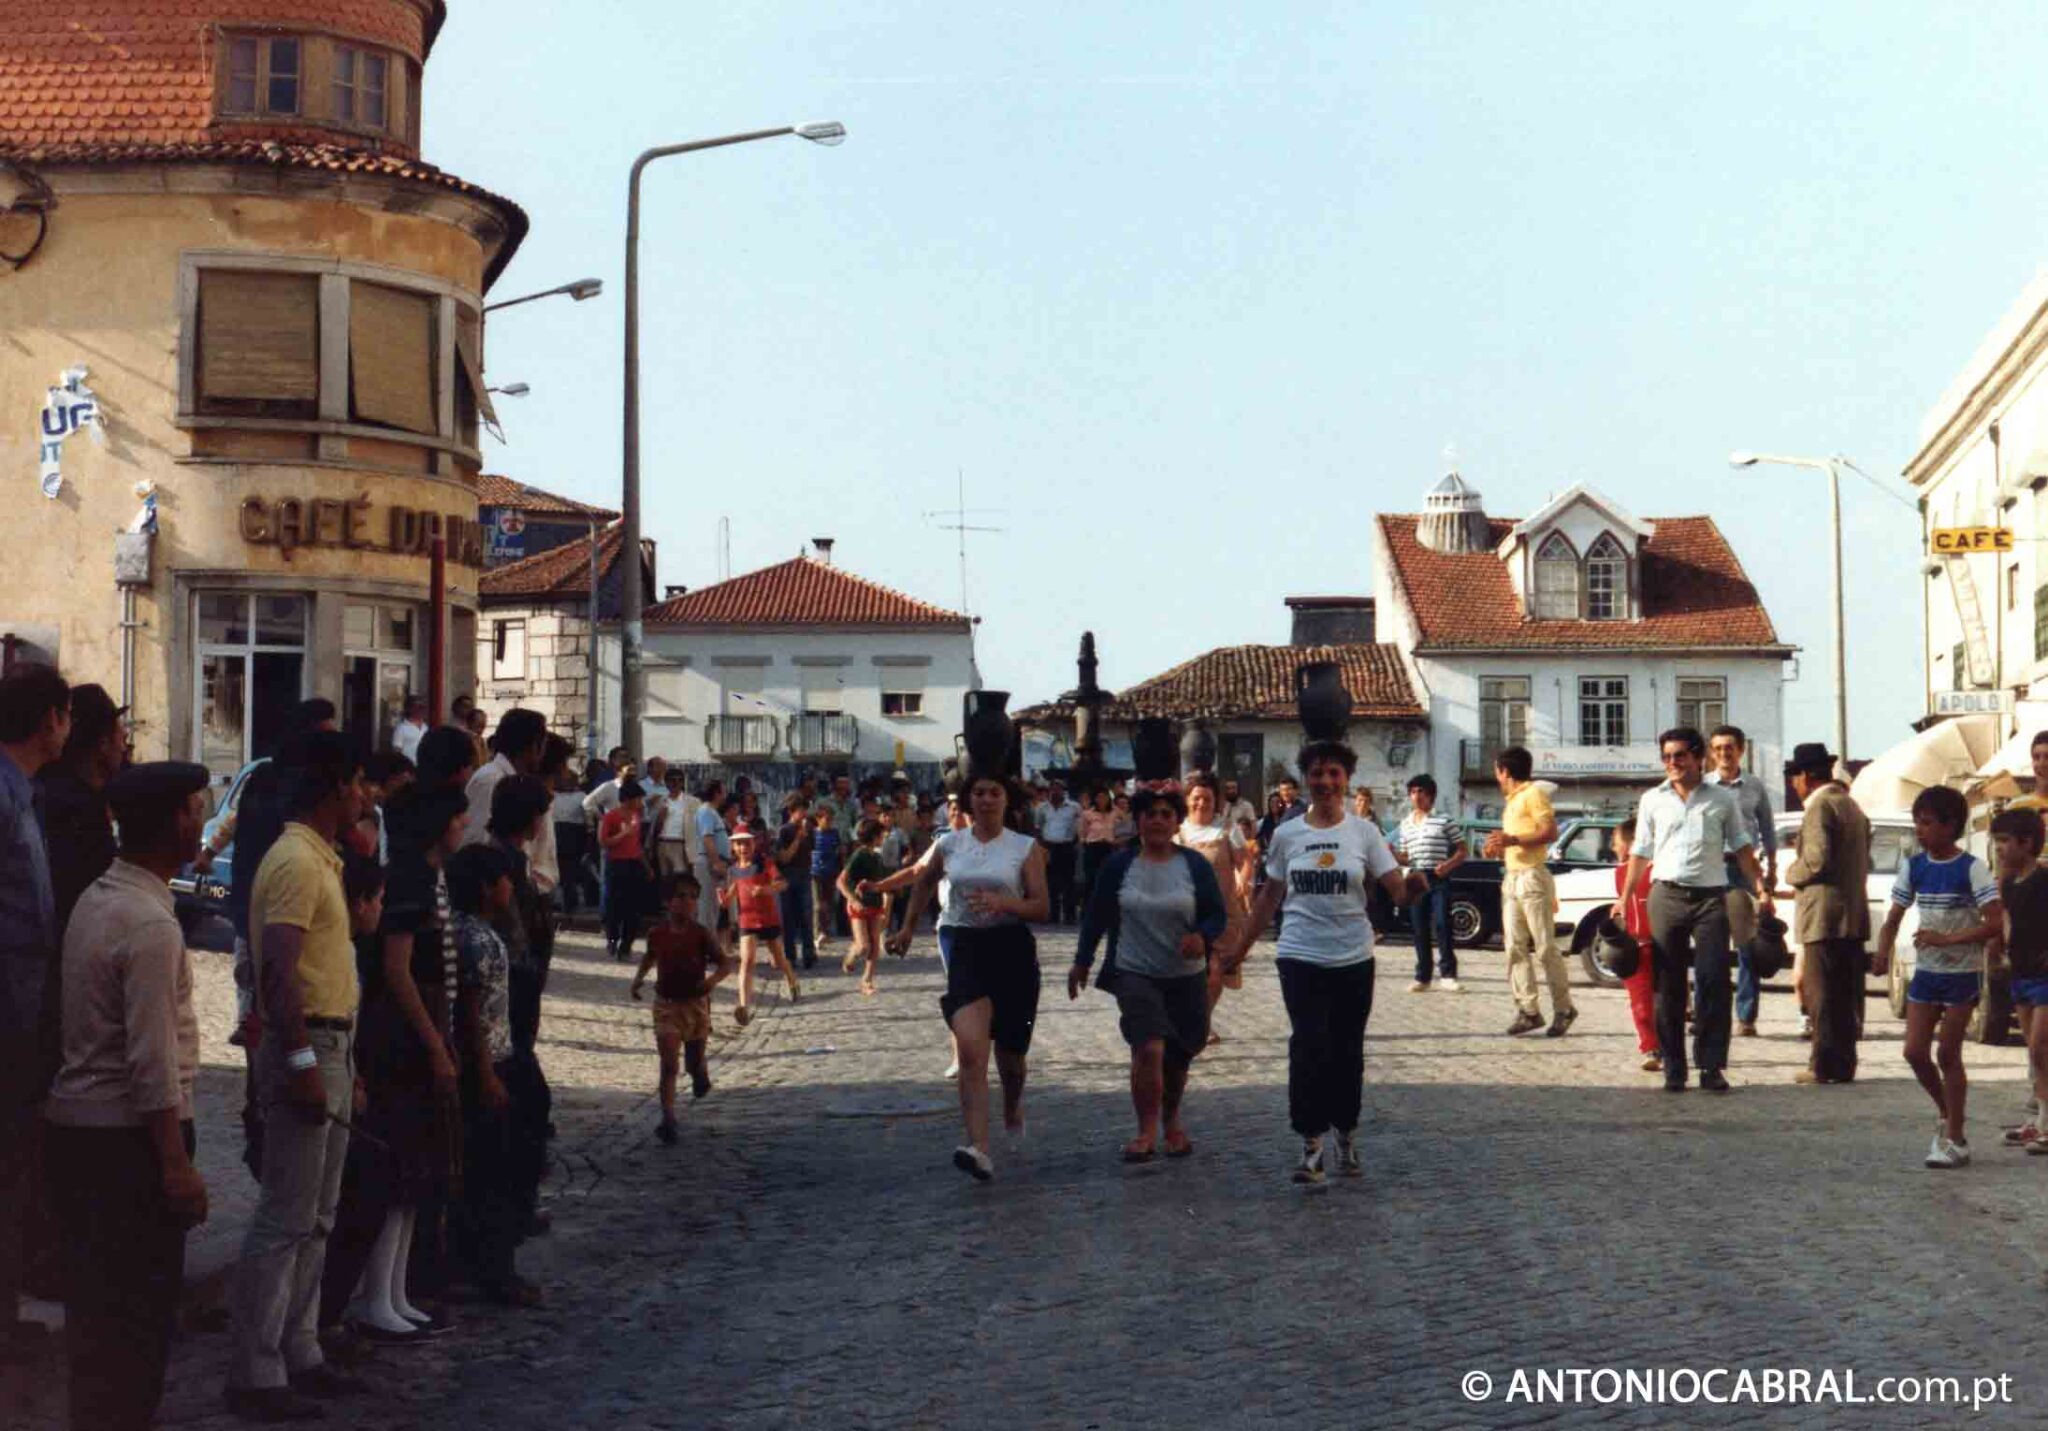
[1284,597,1374,646]
[811,537,835,564]
[1417,469,1489,553]
[664,585,687,599]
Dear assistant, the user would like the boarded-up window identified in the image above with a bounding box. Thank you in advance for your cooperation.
[349,281,437,434]
[197,270,320,414]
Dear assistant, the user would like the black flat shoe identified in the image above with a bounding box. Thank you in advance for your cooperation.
[346,1319,431,1347]
[1699,1070,1731,1093]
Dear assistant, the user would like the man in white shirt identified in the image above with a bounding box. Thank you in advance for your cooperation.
[1221,778,1258,840]
[582,751,636,826]
[463,709,548,847]
[655,770,699,881]
[1705,725,1778,1037]
[389,696,427,763]
[1037,780,1081,924]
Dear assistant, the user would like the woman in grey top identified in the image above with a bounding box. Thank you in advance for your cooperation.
[1069,788,1228,1162]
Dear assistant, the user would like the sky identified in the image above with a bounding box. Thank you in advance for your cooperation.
[426,2,2048,758]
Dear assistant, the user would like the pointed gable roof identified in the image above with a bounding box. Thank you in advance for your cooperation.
[644,556,971,631]
[481,522,636,599]
[1503,482,1655,547]
[1016,643,1423,725]
[474,474,618,521]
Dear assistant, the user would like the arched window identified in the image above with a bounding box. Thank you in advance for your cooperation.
[1585,533,1627,620]
[1533,533,1579,619]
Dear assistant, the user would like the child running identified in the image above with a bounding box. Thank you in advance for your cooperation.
[632,872,730,1145]
[838,816,890,995]
[1877,786,2002,1169]
[1992,806,2048,1153]
[1611,818,1660,1074]
[719,821,797,1026]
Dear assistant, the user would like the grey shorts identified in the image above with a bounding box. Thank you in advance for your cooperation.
[1113,972,1210,1065]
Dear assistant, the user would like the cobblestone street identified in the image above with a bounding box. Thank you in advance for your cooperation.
[11,925,2047,1429]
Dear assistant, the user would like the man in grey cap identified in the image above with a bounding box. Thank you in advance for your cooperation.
[44,761,211,1431]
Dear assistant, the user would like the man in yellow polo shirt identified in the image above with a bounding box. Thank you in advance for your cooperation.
[1484,746,1577,1037]
[227,730,368,1420]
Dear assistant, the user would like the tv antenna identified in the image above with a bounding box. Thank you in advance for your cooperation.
[922,469,1005,617]
[716,515,732,581]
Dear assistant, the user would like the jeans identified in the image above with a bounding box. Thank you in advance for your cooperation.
[781,877,816,964]
[1735,950,1761,1025]
[1728,885,1760,1024]
[229,1027,352,1390]
[604,860,651,958]
[1276,958,1377,1138]
[1649,882,1732,1084]
[1045,842,1078,924]
[48,1120,191,1431]
[1410,875,1457,982]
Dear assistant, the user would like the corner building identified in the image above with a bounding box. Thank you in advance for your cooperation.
[0,1,525,779]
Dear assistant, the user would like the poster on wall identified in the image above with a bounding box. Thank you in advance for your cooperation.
[38,364,102,498]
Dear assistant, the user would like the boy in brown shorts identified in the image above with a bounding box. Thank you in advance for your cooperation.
[631,871,729,1145]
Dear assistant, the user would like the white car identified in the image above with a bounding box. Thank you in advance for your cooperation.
[1553,811,1919,994]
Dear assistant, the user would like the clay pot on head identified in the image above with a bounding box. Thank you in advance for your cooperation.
[960,690,1014,775]
[1295,661,1353,741]
[1180,721,1217,775]
[1131,718,1177,784]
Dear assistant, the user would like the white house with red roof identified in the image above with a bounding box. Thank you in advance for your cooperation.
[1373,472,1794,818]
[631,542,978,783]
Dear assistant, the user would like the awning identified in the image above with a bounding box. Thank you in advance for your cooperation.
[1967,702,2048,802]
[1849,714,2002,814]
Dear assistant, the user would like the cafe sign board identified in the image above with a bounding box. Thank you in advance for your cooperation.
[1931,527,2014,555]
[239,495,484,567]
[1931,689,2009,717]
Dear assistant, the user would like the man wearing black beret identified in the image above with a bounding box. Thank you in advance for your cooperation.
[43,761,212,1431]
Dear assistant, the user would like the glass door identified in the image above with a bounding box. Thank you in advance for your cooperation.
[194,592,307,784]
[343,601,420,758]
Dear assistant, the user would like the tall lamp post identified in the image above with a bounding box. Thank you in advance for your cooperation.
[1729,450,1851,760]
[619,121,846,758]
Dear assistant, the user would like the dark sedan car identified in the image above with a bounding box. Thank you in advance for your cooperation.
[1373,816,1625,948]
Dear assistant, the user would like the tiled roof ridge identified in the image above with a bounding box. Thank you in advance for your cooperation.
[1018,640,1423,723]
[645,554,970,628]
[479,521,627,598]
[476,474,619,520]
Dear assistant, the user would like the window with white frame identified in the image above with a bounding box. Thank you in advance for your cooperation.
[1676,677,1727,732]
[800,667,845,714]
[1585,533,1627,620]
[1533,533,1580,619]
[490,619,527,681]
[1578,676,1627,747]
[194,592,307,781]
[1480,676,1530,752]
[880,671,926,718]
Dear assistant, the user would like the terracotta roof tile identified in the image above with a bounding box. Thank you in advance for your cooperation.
[481,522,626,600]
[474,473,618,521]
[1018,644,1424,725]
[645,556,970,630]
[1378,513,1785,650]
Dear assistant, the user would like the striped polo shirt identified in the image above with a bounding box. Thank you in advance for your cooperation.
[1395,810,1464,872]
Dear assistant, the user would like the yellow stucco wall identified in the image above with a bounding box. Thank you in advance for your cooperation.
[0,182,488,759]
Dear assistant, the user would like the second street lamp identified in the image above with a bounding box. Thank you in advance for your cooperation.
[1729,449,1851,761]
[618,121,846,758]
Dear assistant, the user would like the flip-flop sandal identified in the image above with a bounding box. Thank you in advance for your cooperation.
[1121,1143,1156,1163]
[1164,1137,1195,1159]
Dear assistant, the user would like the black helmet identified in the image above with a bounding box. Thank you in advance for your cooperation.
[1748,914,1791,980]
[1598,918,1640,979]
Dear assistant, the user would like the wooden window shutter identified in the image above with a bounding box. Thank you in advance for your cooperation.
[197,270,320,407]
[348,281,437,434]
[455,311,497,437]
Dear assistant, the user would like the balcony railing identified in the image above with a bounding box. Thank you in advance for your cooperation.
[704,714,777,761]
[786,712,859,759]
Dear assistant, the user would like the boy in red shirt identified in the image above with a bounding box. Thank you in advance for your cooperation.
[631,872,730,1145]
[718,823,796,1026]
[1613,818,1659,1072]
[599,782,651,963]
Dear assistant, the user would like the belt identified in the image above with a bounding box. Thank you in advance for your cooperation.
[305,1015,354,1031]
[1651,880,1729,894]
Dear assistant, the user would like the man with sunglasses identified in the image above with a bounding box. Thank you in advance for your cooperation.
[1615,727,1772,1093]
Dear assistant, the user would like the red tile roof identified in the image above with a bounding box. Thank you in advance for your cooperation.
[0,3,431,149]
[1018,643,1424,725]
[645,556,970,631]
[1378,513,1786,650]
[475,474,618,521]
[481,522,627,600]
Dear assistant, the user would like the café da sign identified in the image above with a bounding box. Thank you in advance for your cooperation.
[239,494,485,567]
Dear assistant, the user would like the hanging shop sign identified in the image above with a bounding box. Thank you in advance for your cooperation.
[1931,526,2013,554]
[239,495,485,566]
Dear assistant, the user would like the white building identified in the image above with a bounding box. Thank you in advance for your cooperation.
[633,543,979,790]
[1903,267,2048,734]
[1373,473,1794,818]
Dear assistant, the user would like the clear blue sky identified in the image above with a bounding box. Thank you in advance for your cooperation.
[428,2,2046,758]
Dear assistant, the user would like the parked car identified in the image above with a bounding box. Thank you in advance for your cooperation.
[1377,815,1629,949]
[1555,812,1942,1021]
[170,758,261,931]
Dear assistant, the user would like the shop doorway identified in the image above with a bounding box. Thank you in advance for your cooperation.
[343,602,419,760]
[194,593,307,784]
[1218,733,1264,806]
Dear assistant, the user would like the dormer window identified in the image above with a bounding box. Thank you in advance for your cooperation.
[225,35,301,117]
[333,46,390,133]
[217,31,414,143]
[1585,533,1627,620]
[1533,533,1580,619]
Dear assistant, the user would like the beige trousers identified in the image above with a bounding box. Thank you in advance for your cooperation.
[1502,865,1575,1016]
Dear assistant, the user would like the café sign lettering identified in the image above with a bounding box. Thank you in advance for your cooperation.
[1931,526,2013,554]
[239,496,484,567]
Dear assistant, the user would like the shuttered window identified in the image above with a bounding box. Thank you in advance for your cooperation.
[348,281,437,434]
[454,310,495,444]
[196,270,320,414]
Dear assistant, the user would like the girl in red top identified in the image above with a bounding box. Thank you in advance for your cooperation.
[1613,817,1659,1072]
[718,823,796,1026]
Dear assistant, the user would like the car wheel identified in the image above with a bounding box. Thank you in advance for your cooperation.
[1886,957,1907,1020]
[1573,912,1623,988]
[1449,898,1486,946]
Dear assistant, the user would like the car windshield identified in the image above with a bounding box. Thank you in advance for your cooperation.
[1775,819,1917,874]
[1553,822,1618,863]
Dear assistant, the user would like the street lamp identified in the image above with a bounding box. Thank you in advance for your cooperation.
[483,277,603,313]
[619,120,846,758]
[487,382,530,397]
[1730,450,1851,760]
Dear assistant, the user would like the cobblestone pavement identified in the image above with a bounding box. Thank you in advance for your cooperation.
[9,926,2047,1429]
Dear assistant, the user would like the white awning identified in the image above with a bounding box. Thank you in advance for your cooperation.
[1850,714,2002,815]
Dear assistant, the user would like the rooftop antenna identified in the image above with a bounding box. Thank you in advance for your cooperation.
[922,468,1005,617]
[716,515,731,581]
